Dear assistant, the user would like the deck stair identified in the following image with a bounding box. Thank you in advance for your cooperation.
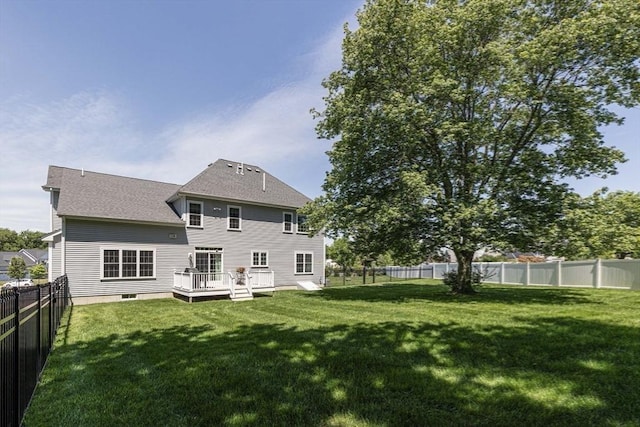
[231,286,254,301]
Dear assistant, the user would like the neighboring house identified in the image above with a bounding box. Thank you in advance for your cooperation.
[42,160,325,304]
[0,249,47,281]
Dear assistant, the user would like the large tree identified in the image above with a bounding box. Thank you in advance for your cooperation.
[303,0,640,293]
[546,190,640,260]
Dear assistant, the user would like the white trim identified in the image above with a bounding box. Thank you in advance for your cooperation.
[294,251,314,275]
[186,200,204,228]
[100,246,157,280]
[251,250,269,268]
[227,205,242,231]
[42,229,62,242]
[283,211,293,233]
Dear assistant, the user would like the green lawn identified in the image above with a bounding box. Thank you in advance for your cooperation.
[25,281,640,426]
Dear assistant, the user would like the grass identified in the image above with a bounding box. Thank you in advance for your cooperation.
[24,280,640,426]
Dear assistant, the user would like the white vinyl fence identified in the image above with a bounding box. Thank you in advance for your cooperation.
[387,259,640,290]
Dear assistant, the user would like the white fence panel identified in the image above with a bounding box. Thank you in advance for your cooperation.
[503,263,527,285]
[418,259,640,291]
[561,260,597,287]
[601,260,640,290]
[477,263,502,283]
[530,262,557,286]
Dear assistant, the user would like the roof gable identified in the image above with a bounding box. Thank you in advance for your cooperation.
[177,159,311,208]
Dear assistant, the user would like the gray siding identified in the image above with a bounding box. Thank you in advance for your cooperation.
[185,199,324,286]
[64,220,188,298]
[60,200,323,299]
[52,191,62,230]
[49,237,62,278]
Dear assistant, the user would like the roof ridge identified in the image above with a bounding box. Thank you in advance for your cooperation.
[56,165,180,187]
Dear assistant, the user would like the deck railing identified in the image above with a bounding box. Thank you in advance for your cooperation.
[247,270,275,288]
[173,271,230,291]
[173,270,275,293]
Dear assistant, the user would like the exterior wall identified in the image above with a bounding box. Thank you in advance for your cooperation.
[53,199,324,301]
[51,191,62,231]
[49,236,62,279]
[63,220,188,299]
[184,198,324,287]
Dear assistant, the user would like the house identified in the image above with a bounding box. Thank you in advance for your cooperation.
[42,160,325,304]
[0,249,47,281]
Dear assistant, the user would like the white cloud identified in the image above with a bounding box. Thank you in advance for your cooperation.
[0,18,345,232]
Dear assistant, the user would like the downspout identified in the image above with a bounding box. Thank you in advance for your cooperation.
[322,230,326,287]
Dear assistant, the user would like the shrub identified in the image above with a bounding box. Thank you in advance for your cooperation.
[442,268,484,291]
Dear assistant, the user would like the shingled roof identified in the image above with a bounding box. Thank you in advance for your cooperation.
[43,160,311,225]
[43,166,184,225]
[175,159,311,208]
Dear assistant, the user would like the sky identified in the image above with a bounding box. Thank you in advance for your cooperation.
[0,0,638,233]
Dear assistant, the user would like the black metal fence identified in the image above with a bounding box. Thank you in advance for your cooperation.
[325,265,440,286]
[0,275,69,427]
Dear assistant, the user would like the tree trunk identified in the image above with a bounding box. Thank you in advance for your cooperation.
[453,249,476,294]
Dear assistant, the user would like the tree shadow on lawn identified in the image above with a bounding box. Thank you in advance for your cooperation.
[25,312,639,426]
[312,283,596,306]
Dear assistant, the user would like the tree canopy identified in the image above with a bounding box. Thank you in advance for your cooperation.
[0,228,47,251]
[303,0,640,293]
[545,190,640,260]
[8,257,27,280]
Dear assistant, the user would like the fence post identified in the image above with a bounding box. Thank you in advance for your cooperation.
[525,262,530,286]
[49,282,54,352]
[556,260,562,287]
[595,259,602,288]
[500,262,505,284]
[37,285,42,371]
[14,289,21,427]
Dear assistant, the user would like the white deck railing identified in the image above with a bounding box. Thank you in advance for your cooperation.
[173,270,275,293]
[247,270,275,288]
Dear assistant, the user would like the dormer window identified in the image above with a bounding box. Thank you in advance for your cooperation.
[187,201,203,228]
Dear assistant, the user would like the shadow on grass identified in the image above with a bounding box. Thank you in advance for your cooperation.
[25,312,639,426]
[313,282,595,305]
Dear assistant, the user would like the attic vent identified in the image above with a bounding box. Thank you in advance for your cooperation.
[255,169,260,173]
[208,163,213,167]
[227,163,233,167]
[236,162,244,175]
[247,167,252,171]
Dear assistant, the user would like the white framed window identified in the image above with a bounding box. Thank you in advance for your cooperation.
[101,248,156,280]
[283,212,293,233]
[295,251,313,274]
[187,201,204,228]
[296,214,309,234]
[228,205,241,230]
[251,250,269,268]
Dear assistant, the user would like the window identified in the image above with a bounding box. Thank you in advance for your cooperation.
[251,251,268,268]
[122,250,137,277]
[297,214,308,234]
[283,212,293,233]
[295,252,313,274]
[103,250,119,278]
[101,248,156,279]
[228,205,241,230]
[187,201,203,228]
